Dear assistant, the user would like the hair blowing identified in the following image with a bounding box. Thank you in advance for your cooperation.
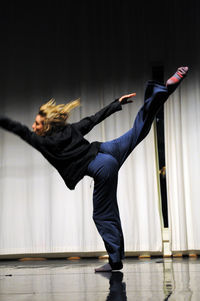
[38,98,80,135]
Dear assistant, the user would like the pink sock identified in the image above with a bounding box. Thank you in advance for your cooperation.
[166,66,188,92]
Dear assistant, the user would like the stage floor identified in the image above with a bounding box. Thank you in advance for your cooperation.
[0,257,200,300]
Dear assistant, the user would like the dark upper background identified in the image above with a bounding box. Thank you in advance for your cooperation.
[0,0,199,109]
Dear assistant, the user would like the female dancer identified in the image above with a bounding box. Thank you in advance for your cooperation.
[0,66,188,272]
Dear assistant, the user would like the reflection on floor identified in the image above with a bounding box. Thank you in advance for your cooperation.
[0,257,200,300]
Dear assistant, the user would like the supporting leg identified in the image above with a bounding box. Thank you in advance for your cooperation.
[87,153,124,272]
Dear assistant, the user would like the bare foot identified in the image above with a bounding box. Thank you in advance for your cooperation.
[95,261,123,272]
[95,263,112,273]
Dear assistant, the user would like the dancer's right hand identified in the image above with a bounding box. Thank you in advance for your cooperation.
[119,93,136,105]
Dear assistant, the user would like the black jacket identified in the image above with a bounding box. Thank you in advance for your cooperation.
[0,99,122,189]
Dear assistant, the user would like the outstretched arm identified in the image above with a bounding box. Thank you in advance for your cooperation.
[0,115,42,149]
[72,93,136,136]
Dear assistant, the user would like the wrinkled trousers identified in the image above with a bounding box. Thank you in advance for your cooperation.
[87,81,169,266]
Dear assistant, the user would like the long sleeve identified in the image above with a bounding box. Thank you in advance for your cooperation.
[0,101,123,190]
[0,115,41,148]
[72,99,122,136]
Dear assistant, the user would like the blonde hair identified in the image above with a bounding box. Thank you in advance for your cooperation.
[38,98,80,135]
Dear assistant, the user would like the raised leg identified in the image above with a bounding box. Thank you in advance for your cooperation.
[100,81,169,167]
[100,67,188,167]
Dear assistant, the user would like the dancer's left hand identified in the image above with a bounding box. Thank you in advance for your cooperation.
[119,93,136,105]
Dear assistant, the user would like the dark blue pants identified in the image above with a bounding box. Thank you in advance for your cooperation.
[87,81,169,266]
